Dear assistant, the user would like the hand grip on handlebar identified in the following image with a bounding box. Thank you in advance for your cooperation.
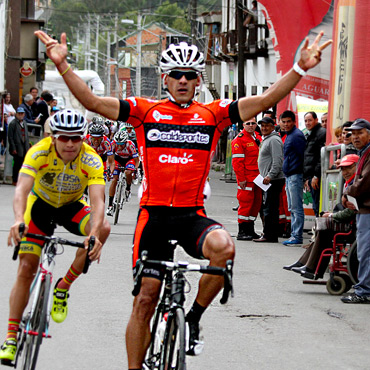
[132,251,148,296]
[12,223,26,261]
[83,236,95,274]
[220,260,234,304]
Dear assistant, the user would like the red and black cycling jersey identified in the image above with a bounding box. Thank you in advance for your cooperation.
[84,134,113,157]
[117,97,240,207]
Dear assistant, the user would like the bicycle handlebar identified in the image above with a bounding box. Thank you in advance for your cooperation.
[132,251,234,304]
[13,223,95,274]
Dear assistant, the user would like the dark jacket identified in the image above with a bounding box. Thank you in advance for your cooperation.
[283,125,306,177]
[7,118,30,157]
[36,99,49,128]
[303,123,326,180]
[345,143,370,214]
[19,102,37,125]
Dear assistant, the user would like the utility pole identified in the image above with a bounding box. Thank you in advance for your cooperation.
[136,13,142,97]
[87,13,91,70]
[106,30,111,96]
[157,34,163,100]
[114,13,119,98]
[237,0,245,99]
[95,15,99,73]
[190,0,197,45]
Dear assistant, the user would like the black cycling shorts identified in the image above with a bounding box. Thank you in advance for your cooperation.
[132,206,223,279]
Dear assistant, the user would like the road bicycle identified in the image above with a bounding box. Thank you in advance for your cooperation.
[1,224,94,370]
[113,166,127,225]
[132,247,234,370]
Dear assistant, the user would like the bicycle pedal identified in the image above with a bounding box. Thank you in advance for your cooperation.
[0,359,15,367]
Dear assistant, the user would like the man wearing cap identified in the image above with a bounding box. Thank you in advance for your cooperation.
[232,117,262,240]
[253,116,285,242]
[341,118,370,303]
[7,107,30,185]
[44,106,60,137]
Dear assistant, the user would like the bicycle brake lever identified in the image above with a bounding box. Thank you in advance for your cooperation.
[83,236,95,274]
[12,223,26,261]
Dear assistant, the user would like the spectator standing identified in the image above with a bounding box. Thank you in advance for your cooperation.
[7,107,30,185]
[253,117,285,243]
[321,112,328,129]
[342,119,370,303]
[3,93,16,124]
[280,110,306,245]
[303,111,326,217]
[19,94,41,126]
[341,121,357,155]
[0,113,8,155]
[36,90,53,131]
[232,117,262,240]
[29,87,39,118]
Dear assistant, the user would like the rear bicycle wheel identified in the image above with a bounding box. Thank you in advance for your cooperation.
[20,274,51,370]
[160,308,186,370]
[113,180,123,225]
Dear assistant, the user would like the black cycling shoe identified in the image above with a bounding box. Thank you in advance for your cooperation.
[186,320,204,356]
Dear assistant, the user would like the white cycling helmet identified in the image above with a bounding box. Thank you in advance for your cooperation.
[114,130,129,144]
[160,42,205,73]
[50,109,87,134]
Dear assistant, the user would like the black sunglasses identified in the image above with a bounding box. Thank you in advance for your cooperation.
[245,122,256,126]
[54,134,84,143]
[168,70,199,81]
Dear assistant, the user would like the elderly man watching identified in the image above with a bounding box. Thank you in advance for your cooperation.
[19,94,41,126]
[341,119,370,303]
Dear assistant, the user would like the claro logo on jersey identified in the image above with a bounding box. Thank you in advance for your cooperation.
[147,129,209,144]
[159,153,194,164]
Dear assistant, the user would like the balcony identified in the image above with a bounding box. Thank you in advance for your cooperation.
[207,24,269,63]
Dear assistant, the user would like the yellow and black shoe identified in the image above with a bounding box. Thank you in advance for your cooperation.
[51,280,69,323]
[0,338,17,363]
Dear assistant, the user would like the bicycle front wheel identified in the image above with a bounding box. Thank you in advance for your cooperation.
[21,274,51,370]
[160,308,186,370]
[114,180,123,225]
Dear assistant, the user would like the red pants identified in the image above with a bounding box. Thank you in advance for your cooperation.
[237,183,262,223]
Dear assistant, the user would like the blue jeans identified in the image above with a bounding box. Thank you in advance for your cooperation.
[285,174,304,242]
[354,213,370,296]
[308,179,320,217]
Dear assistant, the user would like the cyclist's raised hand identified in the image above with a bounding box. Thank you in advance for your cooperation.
[34,31,68,67]
[8,222,28,247]
[298,31,332,71]
[85,236,103,262]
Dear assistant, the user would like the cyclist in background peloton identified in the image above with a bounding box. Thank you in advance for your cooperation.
[0,110,111,362]
[107,130,140,216]
[35,29,331,370]
[85,121,115,180]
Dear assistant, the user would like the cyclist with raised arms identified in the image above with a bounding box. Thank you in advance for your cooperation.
[34,29,331,370]
[0,109,111,362]
[85,121,115,179]
[107,130,140,216]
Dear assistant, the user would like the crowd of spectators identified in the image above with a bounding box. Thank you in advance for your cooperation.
[230,109,370,303]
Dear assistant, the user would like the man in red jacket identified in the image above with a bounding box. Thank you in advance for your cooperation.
[232,118,262,240]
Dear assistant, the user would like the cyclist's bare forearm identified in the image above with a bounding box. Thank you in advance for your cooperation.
[87,184,106,239]
[8,174,34,245]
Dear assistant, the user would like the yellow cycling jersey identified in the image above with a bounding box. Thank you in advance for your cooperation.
[20,137,105,208]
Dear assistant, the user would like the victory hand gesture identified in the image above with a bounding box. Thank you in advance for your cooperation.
[299,31,332,71]
[34,31,69,67]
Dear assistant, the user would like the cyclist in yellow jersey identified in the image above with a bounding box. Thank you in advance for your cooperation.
[0,110,111,362]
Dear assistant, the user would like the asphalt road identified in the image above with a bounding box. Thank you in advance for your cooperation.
[0,170,369,370]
